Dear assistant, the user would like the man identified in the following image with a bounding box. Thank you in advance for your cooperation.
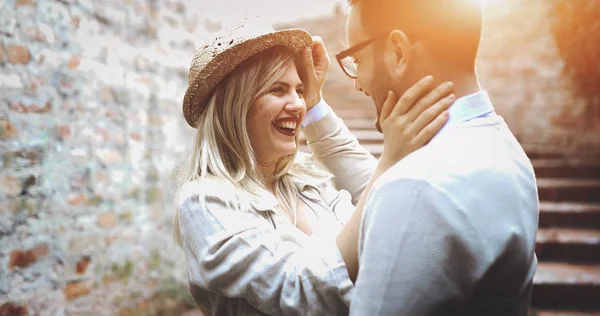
[336,0,539,315]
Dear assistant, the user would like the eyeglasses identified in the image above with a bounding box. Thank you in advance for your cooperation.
[335,34,389,79]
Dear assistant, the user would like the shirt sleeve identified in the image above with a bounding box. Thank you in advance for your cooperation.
[350,178,488,315]
[301,99,331,128]
[178,192,353,316]
[301,100,378,205]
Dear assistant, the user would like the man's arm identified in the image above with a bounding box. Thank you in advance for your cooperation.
[350,178,488,315]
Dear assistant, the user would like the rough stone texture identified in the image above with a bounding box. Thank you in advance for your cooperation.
[477,0,600,155]
[1,0,599,314]
[6,45,31,64]
[0,302,28,316]
[0,0,200,313]
[8,244,48,270]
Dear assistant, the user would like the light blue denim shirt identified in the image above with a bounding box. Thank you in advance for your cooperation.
[178,100,377,316]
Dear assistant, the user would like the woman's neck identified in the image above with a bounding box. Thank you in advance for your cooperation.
[257,160,277,192]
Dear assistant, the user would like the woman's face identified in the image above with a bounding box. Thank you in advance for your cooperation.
[247,61,306,165]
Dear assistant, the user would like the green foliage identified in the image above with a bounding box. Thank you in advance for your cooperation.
[110,259,134,281]
[550,0,600,109]
[146,187,163,203]
[119,210,133,223]
[157,277,196,308]
[88,195,104,206]
[148,248,161,270]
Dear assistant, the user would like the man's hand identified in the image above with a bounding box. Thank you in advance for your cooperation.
[300,36,330,110]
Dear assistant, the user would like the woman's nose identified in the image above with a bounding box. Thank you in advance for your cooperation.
[286,92,305,112]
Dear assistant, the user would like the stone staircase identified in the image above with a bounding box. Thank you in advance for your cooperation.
[299,115,600,315]
[530,157,600,315]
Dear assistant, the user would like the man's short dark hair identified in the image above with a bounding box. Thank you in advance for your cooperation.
[347,0,483,66]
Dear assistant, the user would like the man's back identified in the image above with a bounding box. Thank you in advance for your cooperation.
[351,93,539,315]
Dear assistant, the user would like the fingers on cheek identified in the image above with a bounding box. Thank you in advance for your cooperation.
[425,107,438,121]
[399,95,411,107]
[389,118,405,135]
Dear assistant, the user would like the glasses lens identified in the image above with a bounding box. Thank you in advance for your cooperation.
[340,56,357,78]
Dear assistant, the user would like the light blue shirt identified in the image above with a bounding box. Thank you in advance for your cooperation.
[303,91,495,130]
[437,90,494,134]
[302,99,332,128]
[350,91,540,315]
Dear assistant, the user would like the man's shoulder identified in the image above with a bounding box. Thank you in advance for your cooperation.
[376,128,535,194]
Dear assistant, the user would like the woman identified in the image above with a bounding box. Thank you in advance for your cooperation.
[175,21,454,315]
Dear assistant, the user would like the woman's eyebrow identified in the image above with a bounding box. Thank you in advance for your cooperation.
[273,81,304,88]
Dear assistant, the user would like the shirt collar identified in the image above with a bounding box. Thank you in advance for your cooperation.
[436,90,495,136]
[251,175,331,212]
[446,90,494,125]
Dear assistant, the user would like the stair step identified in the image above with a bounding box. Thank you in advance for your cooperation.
[532,262,600,309]
[299,130,384,145]
[341,118,378,130]
[529,310,600,316]
[537,178,600,203]
[536,228,600,262]
[303,127,569,159]
[334,109,377,119]
[539,202,600,229]
[298,143,383,157]
[533,159,600,179]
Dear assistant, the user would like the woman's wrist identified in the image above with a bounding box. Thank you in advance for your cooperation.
[306,91,323,110]
[376,154,395,175]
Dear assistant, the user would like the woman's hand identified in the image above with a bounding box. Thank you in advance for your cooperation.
[336,76,454,282]
[299,36,330,110]
[378,76,455,170]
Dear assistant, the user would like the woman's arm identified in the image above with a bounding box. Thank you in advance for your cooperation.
[303,107,378,204]
[299,37,377,203]
[178,180,353,315]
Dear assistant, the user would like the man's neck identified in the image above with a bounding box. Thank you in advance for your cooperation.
[432,67,481,99]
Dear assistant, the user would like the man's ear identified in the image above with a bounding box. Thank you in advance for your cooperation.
[384,30,411,79]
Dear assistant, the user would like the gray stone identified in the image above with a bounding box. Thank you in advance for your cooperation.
[37,1,71,26]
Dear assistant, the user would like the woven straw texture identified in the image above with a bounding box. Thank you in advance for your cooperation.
[182,20,312,128]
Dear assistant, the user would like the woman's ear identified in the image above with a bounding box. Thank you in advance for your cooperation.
[384,30,411,80]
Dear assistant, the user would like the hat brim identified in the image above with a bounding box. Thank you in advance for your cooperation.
[183,29,313,128]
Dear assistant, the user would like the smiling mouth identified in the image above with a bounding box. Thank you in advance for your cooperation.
[272,118,298,137]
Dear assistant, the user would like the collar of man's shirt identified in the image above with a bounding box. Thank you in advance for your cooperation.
[435,90,495,136]
[303,91,494,130]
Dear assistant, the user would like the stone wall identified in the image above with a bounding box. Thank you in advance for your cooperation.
[478,0,600,155]
[0,0,200,314]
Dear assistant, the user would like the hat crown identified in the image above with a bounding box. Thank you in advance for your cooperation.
[189,18,277,80]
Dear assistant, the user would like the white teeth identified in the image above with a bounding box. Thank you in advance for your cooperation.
[285,122,296,129]
[276,120,297,130]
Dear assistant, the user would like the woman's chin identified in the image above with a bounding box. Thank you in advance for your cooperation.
[274,145,298,159]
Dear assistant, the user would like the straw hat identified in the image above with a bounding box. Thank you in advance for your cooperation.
[182,18,313,128]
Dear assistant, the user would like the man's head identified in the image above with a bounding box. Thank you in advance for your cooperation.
[342,0,483,131]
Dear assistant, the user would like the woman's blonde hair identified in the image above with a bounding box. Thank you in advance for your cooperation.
[174,47,330,245]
